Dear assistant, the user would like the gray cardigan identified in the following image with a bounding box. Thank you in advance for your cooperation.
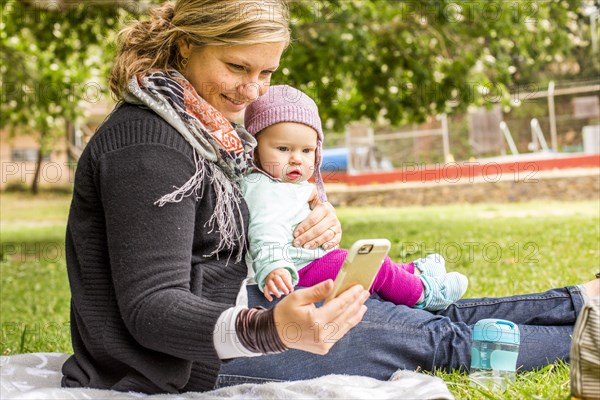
[61,103,249,393]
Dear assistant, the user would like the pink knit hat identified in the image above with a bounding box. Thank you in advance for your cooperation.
[245,85,327,202]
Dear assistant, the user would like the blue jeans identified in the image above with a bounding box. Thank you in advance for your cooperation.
[216,284,584,387]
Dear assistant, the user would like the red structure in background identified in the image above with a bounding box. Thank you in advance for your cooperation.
[320,154,600,186]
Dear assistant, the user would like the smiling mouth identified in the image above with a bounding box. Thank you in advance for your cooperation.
[221,94,245,106]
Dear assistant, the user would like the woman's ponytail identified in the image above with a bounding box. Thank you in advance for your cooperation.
[109,2,182,99]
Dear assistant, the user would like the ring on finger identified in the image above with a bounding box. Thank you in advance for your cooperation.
[327,227,337,237]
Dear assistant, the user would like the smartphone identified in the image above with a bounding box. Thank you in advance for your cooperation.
[325,239,391,303]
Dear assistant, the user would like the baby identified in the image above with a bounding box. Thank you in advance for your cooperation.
[241,85,467,310]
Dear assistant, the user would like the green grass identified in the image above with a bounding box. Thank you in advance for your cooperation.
[337,202,599,298]
[437,361,572,400]
[1,193,598,399]
[1,193,72,355]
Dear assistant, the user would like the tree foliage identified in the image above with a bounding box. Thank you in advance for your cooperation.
[280,0,597,130]
[1,1,597,192]
[0,1,136,192]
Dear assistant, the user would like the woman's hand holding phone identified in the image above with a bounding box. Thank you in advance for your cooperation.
[273,280,369,355]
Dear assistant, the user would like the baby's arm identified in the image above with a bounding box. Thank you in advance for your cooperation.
[263,268,295,302]
[242,175,301,296]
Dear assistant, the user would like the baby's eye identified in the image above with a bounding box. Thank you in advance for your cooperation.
[303,149,315,153]
[277,146,289,152]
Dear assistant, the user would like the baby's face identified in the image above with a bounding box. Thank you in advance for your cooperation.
[254,122,317,183]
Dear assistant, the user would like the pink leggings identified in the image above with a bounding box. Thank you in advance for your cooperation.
[298,249,423,307]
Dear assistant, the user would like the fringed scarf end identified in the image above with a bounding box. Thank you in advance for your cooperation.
[154,153,245,264]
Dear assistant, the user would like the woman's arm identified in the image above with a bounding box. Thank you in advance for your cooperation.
[98,144,231,361]
[230,281,369,357]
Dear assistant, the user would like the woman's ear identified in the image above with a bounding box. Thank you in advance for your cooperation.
[178,38,191,59]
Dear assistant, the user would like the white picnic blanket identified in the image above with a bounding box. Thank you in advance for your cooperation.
[1,353,454,399]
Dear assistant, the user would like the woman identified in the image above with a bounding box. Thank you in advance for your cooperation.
[62,0,599,394]
[62,0,367,394]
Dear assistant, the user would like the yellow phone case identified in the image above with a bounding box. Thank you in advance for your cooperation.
[325,239,391,303]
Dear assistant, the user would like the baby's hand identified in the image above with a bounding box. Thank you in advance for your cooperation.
[263,268,294,302]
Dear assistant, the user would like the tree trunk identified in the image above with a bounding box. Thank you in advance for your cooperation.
[66,120,75,163]
[31,146,43,195]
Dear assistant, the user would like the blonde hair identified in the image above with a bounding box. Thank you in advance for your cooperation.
[109,0,290,99]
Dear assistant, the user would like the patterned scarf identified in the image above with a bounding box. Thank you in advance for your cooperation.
[124,70,257,262]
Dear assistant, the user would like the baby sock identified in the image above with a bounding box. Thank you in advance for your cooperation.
[413,254,446,277]
[415,272,468,311]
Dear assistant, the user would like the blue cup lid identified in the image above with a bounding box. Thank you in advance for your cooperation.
[472,319,520,345]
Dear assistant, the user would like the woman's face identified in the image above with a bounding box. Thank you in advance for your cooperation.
[180,42,286,122]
